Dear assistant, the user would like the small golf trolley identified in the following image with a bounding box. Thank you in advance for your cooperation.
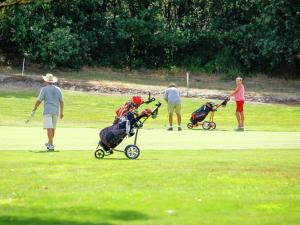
[187,97,229,130]
[94,101,162,160]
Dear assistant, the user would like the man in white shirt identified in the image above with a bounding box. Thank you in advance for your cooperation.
[164,83,182,131]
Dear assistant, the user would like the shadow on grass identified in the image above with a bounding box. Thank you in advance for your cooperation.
[0,209,149,225]
[100,158,131,161]
[188,128,230,132]
[0,216,113,225]
[99,158,159,161]
[29,150,60,153]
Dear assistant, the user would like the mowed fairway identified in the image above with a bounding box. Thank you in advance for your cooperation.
[0,90,300,225]
[0,127,300,151]
[0,150,299,225]
[1,90,300,131]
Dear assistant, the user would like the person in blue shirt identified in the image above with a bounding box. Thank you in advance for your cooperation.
[164,83,182,131]
[32,73,64,151]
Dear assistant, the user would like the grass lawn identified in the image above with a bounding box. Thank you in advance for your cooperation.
[0,127,299,151]
[0,150,299,225]
[1,90,300,225]
[0,90,300,131]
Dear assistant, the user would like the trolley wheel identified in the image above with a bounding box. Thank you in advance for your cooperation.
[95,149,105,159]
[202,121,211,130]
[124,145,140,159]
[210,122,216,129]
[187,123,193,129]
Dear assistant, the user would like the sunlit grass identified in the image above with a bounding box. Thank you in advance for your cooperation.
[0,150,299,225]
[0,90,299,131]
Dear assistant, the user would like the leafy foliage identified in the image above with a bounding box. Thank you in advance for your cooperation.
[0,0,299,76]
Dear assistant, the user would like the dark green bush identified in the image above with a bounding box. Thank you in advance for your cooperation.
[34,27,82,69]
[0,0,298,77]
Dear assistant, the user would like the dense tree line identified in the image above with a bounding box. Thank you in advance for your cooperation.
[0,0,299,76]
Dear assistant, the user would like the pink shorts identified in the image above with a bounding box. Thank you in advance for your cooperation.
[236,101,244,112]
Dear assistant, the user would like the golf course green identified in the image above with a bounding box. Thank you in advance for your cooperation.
[0,90,299,225]
[1,90,300,131]
[0,150,299,225]
[1,0,300,223]
[0,127,299,151]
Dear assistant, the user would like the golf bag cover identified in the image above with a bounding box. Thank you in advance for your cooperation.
[99,109,152,150]
[190,103,214,124]
[99,125,127,150]
[100,112,137,149]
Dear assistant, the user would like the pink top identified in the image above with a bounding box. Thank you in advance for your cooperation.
[234,84,245,101]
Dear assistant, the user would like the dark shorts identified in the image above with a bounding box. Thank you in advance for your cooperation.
[236,101,244,112]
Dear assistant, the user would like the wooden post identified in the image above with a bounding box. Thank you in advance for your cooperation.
[21,57,25,77]
[186,72,189,97]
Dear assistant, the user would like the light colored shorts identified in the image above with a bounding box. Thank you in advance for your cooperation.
[168,103,181,114]
[43,114,58,129]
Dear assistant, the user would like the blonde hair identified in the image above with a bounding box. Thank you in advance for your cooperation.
[236,77,243,81]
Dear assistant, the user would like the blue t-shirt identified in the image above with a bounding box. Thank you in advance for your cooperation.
[164,87,181,104]
[38,85,63,115]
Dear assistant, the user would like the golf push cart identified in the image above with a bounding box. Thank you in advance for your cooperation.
[94,93,161,160]
[187,97,229,130]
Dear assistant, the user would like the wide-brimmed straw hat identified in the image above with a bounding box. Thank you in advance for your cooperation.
[168,83,176,88]
[42,73,58,83]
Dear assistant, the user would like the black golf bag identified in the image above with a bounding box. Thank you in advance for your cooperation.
[99,111,138,150]
[95,101,162,159]
[188,98,229,130]
[190,102,215,124]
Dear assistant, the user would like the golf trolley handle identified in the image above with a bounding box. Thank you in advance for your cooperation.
[143,92,156,104]
[215,97,230,110]
[134,102,162,145]
[152,102,162,114]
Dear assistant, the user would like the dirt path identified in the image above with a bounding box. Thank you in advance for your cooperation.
[0,74,299,104]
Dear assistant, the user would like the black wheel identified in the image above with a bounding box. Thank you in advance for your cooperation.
[202,121,210,130]
[94,149,105,159]
[210,122,216,129]
[124,145,140,159]
[187,123,193,129]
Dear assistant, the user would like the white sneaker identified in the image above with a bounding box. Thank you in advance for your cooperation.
[47,145,55,151]
[235,127,244,132]
[45,143,49,149]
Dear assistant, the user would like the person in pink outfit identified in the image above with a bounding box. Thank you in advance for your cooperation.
[229,77,245,131]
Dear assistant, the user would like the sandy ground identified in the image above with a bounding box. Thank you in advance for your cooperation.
[0,74,299,104]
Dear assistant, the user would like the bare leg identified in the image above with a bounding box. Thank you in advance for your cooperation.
[176,113,181,126]
[240,112,244,127]
[169,113,173,127]
[47,128,54,145]
[52,129,56,145]
[235,112,241,127]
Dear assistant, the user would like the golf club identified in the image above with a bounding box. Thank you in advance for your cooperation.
[25,110,36,124]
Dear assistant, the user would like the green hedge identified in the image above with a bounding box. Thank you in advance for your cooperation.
[0,0,299,76]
